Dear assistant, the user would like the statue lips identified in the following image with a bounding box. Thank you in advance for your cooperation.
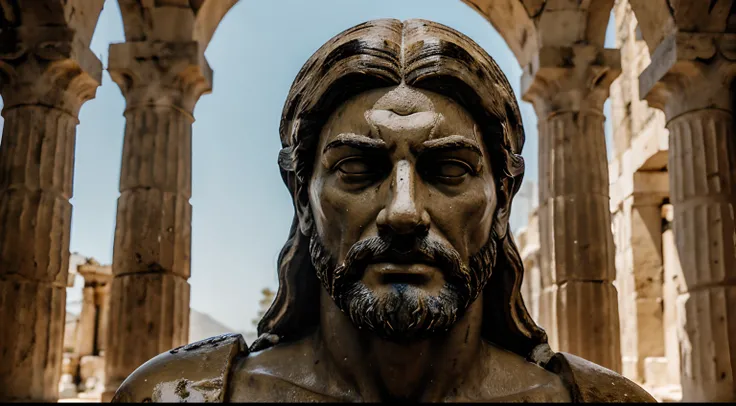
[364,250,440,285]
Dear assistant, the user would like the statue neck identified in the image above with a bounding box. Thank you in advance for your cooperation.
[316,288,485,402]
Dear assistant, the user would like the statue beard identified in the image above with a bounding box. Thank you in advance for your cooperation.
[309,230,497,342]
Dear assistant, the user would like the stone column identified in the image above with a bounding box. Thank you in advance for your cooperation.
[75,260,111,394]
[102,41,211,402]
[661,204,684,391]
[522,45,622,371]
[519,210,542,325]
[0,28,101,401]
[76,260,112,358]
[640,32,736,402]
[76,285,98,358]
[97,284,111,357]
[618,172,669,384]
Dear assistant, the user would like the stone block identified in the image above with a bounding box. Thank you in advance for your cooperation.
[635,297,665,358]
[150,7,195,42]
[79,355,105,393]
[538,10,586,46]
[644,356,670,387]
[622,356,640,383]
[58,374,78,399]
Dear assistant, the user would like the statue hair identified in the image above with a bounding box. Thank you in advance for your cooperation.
[255,18,552,364]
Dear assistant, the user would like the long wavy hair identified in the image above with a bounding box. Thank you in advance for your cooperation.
[254,19,551,363]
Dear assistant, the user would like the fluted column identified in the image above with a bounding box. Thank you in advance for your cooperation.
[661,204,684,390]
[522,45,622,371]
[640,32,736,402]
[101,41,211,401]
[618,172,669,384]
[0,27,101,402]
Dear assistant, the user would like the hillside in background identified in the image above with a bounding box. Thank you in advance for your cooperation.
[189,309,256,344]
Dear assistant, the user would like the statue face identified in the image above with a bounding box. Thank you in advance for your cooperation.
[307,85,498,341]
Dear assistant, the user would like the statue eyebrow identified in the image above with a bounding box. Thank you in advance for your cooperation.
[419,135,482,155]
[323,133,388,152]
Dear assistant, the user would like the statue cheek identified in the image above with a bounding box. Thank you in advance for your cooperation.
[460,187,496,254]
[313,183,360,233]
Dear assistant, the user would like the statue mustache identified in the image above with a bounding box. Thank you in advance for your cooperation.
[330,236,472,295]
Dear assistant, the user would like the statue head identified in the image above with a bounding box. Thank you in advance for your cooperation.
[256,19,547,359]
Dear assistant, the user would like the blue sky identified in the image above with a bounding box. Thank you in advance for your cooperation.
[1,0,615,334]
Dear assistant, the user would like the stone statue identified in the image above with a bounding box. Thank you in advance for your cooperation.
[111,19,656,403]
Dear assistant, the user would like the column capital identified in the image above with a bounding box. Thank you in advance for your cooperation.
[77,261,112,286]
[521,45,621,117]
[108,41,213,116]
[0,25,102,116]
[639,32,736,120]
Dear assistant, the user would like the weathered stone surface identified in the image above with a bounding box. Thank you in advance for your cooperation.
[103,40,209,401]
[627,0,677,53]
[608,3,679,395]
[104,273,190,401]
[522,44,622,371]
[0,3,102,401]
[0,280,67,401]
[640,28,736,403]
[661,204,684,389]
[463,0,617,67]
[615,174,669,383]
[555,281,621,372]
[460,0,538,66]
[539,284,560,351]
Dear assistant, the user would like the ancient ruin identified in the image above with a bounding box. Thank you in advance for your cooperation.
[0,0,733,403]
[515,1,736,402]
[59,258,112,400]
[57,255,249,401]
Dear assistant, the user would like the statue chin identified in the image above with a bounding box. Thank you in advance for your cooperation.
[336,281,465,342]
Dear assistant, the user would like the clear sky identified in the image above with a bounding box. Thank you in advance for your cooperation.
[2,0,615,334]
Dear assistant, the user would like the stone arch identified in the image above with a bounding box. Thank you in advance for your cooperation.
[462,0,729,63]
[627,0,677,53]
[116,0,238,46]
[627,0,735,54]
[460,0,538,67]
[461,0,627,69]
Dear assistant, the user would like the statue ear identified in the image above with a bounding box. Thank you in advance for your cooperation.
[493,176,515,239]
[296,196,314,235]
[279,146,314,235]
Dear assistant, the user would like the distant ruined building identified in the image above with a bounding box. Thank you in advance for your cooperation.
[59,254,254,400]
[59,256,112,400]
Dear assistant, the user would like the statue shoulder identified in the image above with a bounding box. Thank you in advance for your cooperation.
[111,333,249,403]
[545,352,657,403]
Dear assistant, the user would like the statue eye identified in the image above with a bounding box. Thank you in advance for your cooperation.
[436,161,470,177]
[336,158,372,175]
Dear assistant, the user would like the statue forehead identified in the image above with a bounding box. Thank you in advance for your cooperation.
[319,85,479,142]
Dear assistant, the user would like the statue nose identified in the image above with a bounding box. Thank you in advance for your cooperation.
[377,160,430,237]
